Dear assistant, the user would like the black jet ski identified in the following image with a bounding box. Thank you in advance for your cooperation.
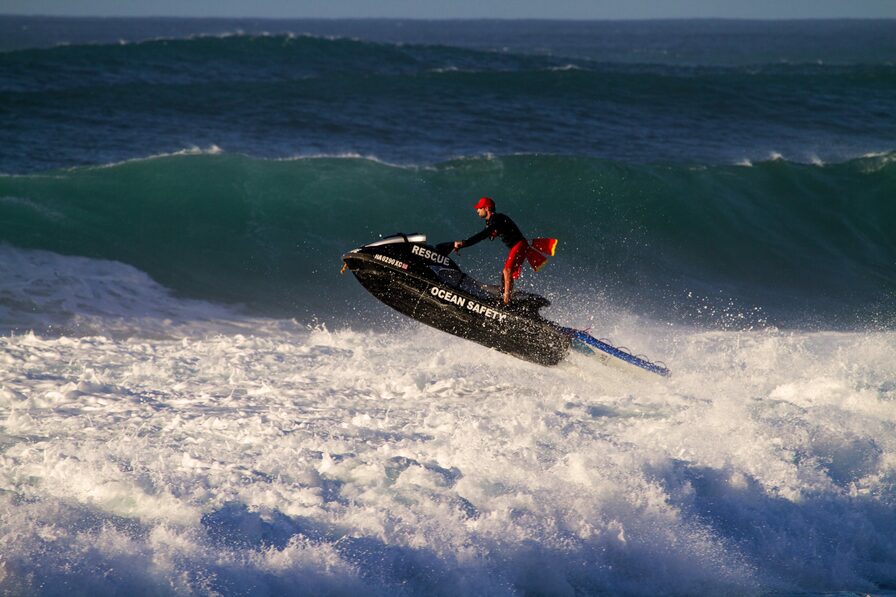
[342,233,670,375]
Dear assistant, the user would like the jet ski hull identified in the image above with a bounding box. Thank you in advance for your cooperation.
[343,244,570,366]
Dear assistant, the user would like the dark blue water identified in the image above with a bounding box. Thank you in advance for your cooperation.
[2,17,895,172]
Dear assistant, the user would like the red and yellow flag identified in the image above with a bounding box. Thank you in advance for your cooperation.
[526,238,558,272]
[531,237,558,257]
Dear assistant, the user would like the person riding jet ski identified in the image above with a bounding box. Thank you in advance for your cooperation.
[453,197,557,304]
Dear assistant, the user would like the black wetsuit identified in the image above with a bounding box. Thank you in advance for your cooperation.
[463,213,525,249]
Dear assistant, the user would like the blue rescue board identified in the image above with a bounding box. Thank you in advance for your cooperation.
[561,328,671,377]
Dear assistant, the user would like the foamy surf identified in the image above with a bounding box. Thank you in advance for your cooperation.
[1,249,894,595]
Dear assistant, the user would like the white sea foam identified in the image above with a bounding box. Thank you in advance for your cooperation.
[548,64,583,71]
[0,245,251,338]
[1,247,894,594]
[861,151,894,159]
[274,152,420,170]
[79,145,223,171]
[858,151,896,174]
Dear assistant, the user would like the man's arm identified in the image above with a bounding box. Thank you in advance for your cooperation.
[462,227,492,247]
[455,224,493,251]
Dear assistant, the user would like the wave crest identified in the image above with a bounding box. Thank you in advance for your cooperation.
[1,152,894,328]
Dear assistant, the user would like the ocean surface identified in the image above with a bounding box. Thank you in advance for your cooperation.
[1,16,895,596]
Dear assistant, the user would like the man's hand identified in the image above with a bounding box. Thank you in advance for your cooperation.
[453,241,463,252]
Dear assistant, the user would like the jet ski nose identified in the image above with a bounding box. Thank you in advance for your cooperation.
[341,249,364,271]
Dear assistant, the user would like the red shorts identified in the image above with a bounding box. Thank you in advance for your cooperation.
[504,240,528,280]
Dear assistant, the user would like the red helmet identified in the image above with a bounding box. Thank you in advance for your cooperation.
[474,197,495,211]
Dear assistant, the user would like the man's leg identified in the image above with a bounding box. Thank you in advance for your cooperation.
[502,267,513,304]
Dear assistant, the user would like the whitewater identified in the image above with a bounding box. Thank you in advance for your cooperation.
[2,246,895,595]
[3,16,896,596]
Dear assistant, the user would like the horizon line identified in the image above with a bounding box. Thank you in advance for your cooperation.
[3,14,896,22]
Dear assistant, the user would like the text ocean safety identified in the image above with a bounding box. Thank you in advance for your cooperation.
[430,287,508,321]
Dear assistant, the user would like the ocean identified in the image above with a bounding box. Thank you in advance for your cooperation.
[1,16,895,596]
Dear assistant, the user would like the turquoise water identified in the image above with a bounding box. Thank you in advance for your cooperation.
[2,152,893,327]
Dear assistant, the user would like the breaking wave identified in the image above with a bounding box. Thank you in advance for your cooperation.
[1,151,894,329]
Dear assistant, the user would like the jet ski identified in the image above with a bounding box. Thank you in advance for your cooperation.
[342,233,670,375]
